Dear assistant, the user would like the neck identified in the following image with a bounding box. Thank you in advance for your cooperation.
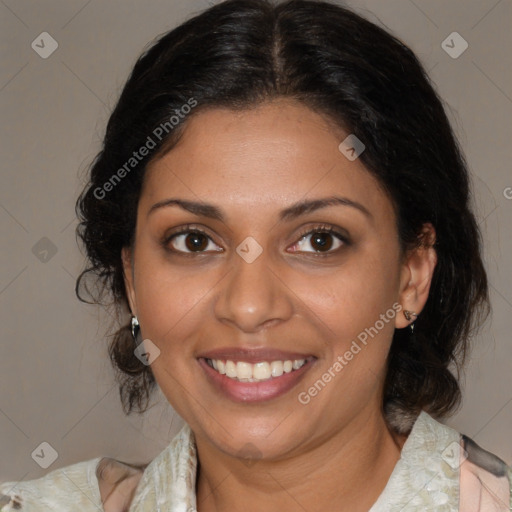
[194,408,408,512]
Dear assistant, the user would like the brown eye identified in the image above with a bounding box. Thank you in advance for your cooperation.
[185,232,208,252]
[289,226,349,255]
[166,229,222,254]
[309,232,335,252]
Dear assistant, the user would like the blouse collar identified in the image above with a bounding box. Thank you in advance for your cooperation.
[128,411,463,511]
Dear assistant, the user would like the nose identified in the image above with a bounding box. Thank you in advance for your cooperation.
[213,247,294,333]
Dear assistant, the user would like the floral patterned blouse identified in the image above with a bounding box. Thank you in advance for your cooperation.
[1,410,511,511]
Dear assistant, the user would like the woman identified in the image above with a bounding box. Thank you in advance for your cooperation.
[1,0,510,510]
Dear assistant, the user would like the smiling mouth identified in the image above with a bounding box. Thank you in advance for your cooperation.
[203,357,313,382]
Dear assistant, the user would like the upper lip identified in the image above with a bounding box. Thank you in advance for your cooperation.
[197,347,315,363]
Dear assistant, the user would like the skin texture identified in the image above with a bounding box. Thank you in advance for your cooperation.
[122,98,437,511]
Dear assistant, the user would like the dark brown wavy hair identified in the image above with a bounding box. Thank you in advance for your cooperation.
[75,0,490,424]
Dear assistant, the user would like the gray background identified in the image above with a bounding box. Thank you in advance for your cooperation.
[1,0,510,482]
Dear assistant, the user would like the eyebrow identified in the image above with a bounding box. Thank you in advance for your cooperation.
[147,196,372,222]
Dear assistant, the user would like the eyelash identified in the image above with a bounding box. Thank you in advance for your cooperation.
[162,223,350,258]
[292,224,350,256]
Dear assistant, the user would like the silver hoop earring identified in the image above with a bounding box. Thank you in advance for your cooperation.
[131,316,142,345]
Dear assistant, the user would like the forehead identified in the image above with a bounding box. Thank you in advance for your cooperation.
[141,99,394,223]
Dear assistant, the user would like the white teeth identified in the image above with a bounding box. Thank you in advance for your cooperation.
[236,361,253,379]
[225,360,237,378]
[253,362,271,380]
[270,360,284,377]
[292,359,303,370]
[206,358,307,381]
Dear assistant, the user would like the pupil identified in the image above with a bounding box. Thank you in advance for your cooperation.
[186,233,207,251]
[312,233,332,251]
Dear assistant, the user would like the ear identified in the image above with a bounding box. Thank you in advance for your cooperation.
[121,246,137,317]
[395,223,437,329]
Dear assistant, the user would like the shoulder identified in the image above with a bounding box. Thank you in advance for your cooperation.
[373,410,511,511]
[0,457,146,512]
[0,458,102,511]
[413,411,511,511]
[95,457,146,511]
[459,433,512,511]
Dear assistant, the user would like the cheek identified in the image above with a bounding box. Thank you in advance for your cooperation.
[133,251,219,352]
[293,250,400,341]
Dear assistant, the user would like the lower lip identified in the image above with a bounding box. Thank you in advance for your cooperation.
[198,358,315,403]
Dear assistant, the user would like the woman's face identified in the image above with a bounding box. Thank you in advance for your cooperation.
[123,98,431,460]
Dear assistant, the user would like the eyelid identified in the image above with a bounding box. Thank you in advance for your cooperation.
[294,223,350,244]
[164,223,211,238]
